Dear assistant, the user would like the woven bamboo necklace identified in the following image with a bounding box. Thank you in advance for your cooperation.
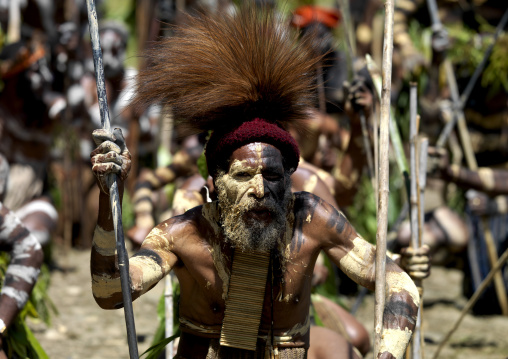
[220,249,271,351]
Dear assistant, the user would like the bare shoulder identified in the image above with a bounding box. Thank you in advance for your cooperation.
[293,192,356,248]
[141,202,220,253]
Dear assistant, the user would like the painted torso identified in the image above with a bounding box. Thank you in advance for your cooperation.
[141,191,349,354]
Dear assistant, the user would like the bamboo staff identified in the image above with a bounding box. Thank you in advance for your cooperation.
[408,83,422,359]
[432,247,508,359]
[374,0,395,354]
[85,2,139,358]
[414,136,429,359]
[7,0,21,44]
[165,274,175,359]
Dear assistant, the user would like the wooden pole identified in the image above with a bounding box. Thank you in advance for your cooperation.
[85,2,139,358]
[432,247,508,359]
[374,0,395,354]
[480,217,508,315]
[7,0,21,44]
[165,274,174,359]
[409,83,422,359]
[414,136,429,359]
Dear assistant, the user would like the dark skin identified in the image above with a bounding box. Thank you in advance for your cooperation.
[91,139,419,358]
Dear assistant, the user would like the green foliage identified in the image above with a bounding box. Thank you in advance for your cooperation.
[141,333,180,359]
[482,34,508,96]
[122,190,135,230]
[197,151,209,181]
[347,166,406,244]
[0,253,53,358]
[447,23,491,76]
[142,278,180,359]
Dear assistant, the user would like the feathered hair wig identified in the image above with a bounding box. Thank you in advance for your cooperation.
[133,3,322,175]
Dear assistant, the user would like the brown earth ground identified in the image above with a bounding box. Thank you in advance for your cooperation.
[30,247,508,359]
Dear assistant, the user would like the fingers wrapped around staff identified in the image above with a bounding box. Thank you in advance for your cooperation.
[400,244,431,280]
[91,128,132,194]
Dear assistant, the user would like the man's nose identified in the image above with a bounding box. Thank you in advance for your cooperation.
[248,174,265,198]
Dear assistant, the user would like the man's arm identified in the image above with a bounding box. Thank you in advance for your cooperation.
[129,150,197,245]
[314,197,419,359]
[0,203,43,349]
[90,128,179,309]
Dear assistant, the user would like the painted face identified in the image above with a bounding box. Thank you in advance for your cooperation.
[100,29,126,79]
[215,142,293,252]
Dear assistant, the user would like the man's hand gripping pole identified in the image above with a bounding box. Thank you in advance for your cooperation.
[85,1,139,358]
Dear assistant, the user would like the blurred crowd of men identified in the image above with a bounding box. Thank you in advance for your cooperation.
[0,0,507,323]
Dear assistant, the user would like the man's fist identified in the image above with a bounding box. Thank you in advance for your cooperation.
[343,76,373,118]
[400,244,431,280]
[91,128,131,195]
[426,146,449,178]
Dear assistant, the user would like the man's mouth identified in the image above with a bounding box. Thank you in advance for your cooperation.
[247,208,273,221]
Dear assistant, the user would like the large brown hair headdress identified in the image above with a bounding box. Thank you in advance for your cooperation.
[134,3,321,175]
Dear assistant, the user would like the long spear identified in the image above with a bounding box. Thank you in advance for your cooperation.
[85,1,139,358]
[408,83,422,359]
[374,0,395,354]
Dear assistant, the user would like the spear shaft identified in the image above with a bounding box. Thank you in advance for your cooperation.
[374,0,395,354]
[85,1,139,358]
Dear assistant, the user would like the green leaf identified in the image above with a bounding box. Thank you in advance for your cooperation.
[197,150,209,180]
[22,321,49,359]
[141,333,180,359]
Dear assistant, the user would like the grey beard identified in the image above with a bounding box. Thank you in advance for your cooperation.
[216,175,293,252]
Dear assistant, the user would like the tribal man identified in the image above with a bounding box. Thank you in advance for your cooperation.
[0,155,44,358]
[90,5,420,358]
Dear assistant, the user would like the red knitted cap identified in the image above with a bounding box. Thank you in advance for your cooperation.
[205,118,300,177]
[290,6,341,29]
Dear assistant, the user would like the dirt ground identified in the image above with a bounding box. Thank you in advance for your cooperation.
[30,247,508,359]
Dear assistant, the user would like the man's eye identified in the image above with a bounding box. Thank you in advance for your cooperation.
[264,173,282,181]
[235,172,250,179]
